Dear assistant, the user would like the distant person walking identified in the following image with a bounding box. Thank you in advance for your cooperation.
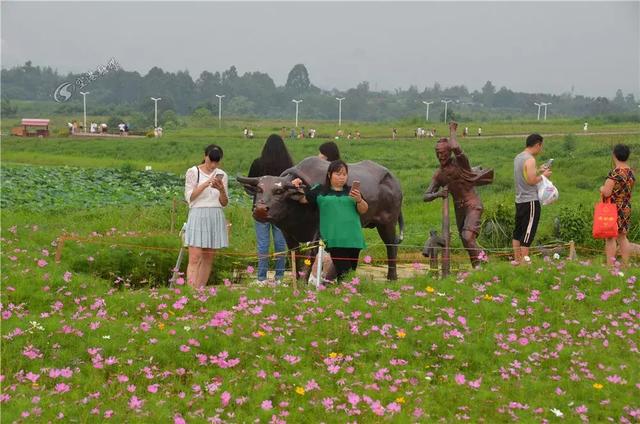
[599,144,635,267]
[184,144,229,288]
[247,134,294,285]
[512,134,552,263]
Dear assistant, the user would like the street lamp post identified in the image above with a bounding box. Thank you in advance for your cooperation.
[80,91,89,133]
[441,99,453,123]
[215,94,225,128]
[292,99,303,128]
[150,97,162,128]
[422,100,434,121]
[542,102,552,121]
[534,102,542,120]
[336,97,345,127]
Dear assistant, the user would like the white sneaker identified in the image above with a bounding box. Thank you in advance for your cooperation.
[250,280,267,287]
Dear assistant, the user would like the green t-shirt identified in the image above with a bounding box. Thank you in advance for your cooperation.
[306,184,366,249]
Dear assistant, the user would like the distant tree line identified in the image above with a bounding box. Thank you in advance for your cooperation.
[2,61,639,125]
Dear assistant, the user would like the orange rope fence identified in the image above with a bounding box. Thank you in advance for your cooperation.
[54,231,577,265]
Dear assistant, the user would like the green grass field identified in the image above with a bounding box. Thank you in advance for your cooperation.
[1,118,639,422]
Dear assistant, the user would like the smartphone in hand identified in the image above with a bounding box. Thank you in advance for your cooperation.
[543,159,554,169]
[215,174,224,180]
[352,180,361,191]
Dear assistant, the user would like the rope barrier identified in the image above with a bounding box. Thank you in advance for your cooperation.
[54,231,575,265]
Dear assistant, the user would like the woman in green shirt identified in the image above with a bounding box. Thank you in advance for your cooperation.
[292,160,368,280]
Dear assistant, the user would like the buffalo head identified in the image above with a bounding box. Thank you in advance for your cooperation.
[236,175,307,222]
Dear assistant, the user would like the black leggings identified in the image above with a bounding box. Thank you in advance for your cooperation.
[326,247,361,280]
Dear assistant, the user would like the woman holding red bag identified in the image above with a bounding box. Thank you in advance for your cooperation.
[599,144,635,267]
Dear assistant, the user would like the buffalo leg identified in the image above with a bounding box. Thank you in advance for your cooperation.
[376,223,398,281]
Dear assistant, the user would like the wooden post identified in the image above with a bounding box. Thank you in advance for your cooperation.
[55,235,67,263]
[290,251,298,291]
[316,242,324,290]
[171,197,177,232]
[568,240,577,260]
[441,187,450,278]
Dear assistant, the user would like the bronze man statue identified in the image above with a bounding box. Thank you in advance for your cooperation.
[423,122,494,267]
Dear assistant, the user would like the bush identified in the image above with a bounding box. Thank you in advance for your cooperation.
[480,200,515,248]
[563,133,576,154]
[555,205,590,244]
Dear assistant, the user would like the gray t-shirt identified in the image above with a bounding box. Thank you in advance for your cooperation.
[514,151,538,203]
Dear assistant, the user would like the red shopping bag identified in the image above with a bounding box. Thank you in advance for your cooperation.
[592,197,618,239]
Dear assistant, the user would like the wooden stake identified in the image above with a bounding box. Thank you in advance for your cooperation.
[568,240,577,260]
[442,187,450,278]
[291,251,298,291]
[55,235,67,263]
[171,197,177,232]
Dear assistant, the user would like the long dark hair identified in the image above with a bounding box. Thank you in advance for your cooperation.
[319,142,340,161]
[202,144,223,163]
[323,160,349,193]
[259,134,294,176]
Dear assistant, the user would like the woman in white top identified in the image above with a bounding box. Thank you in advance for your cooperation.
[184,144,229,288]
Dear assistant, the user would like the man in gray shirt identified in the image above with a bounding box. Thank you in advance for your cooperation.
[513,133,552,263]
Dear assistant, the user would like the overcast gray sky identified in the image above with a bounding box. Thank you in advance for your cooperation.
[2,1,639,97]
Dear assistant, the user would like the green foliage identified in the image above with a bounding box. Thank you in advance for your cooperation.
[107,116,124,129]
[480,199,515,248]
[0,164,184,211]
[1,97,18,117]
[161,109,183,129]
[555,204,591,244]
[5,61,640,120]
[563,133,577,154]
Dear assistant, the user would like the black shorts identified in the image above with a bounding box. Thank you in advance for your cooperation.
[513,201,541,247]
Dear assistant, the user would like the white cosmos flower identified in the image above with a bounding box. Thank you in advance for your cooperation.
[523,255,531,262]
[550,408,563,417]
[553,253,560,260]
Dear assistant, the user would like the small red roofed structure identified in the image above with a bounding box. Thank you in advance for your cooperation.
[11,118,50,137]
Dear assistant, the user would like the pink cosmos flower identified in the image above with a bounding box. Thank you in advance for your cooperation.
[37,259,47,267]
[55,383,70,394]
[174,415,186,424]
[347,392,361,406]
[221,391,231,407]
[261,400,273,410]
[147,384,159,393]
[25,372,40,384]
[283,354,300,365]
[468,378,482,389]
[386,402,401,413]
[246,265,255,274]
[128,396,144,410]
[363,255,372,264]
[455,374,466,385]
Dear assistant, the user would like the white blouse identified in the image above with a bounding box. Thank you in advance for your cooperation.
[184,166,228,208]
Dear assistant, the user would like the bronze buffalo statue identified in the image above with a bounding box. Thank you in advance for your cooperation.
[237,156,404,280]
